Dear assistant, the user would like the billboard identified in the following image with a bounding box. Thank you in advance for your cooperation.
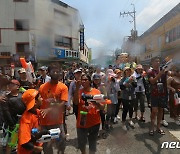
[54,48,66,58]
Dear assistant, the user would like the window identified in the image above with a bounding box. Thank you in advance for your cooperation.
[166,25,180,43]
[0,52,11,56]
[165,32,169,43]
[85,49,86,56]
[16,43,29,53]
[158,37,162,48]
[176,25,180,40]
[15,20,29,31]
[66,51,68,57]
[55,35,72,48]
[69,51,72,57]
[15,0,28,1]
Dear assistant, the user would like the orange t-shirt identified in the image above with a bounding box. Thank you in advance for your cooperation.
[77,88,101,128]
[39,81,68,126]
[18,110,41,154]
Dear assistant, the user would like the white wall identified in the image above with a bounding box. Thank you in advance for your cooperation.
[0,0,35,54]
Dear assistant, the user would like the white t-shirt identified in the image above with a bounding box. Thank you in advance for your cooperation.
[132,71,145,93]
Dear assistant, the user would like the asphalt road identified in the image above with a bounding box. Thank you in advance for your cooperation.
[64,105,180,154]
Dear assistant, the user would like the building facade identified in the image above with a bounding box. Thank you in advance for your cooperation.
[138,3,180,64]
[0,0,89,73]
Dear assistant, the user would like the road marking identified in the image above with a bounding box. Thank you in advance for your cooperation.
[169,131,180,141]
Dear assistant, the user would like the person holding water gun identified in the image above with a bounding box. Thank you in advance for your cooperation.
[73,74,106,154]
[120,67,137,131]
[18,89,49,154]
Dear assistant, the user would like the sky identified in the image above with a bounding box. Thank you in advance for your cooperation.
[62,0,180,59]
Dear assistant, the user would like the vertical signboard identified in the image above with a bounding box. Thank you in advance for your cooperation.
[80,25,84,51]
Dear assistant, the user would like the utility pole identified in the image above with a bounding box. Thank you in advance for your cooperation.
[120,4,138,62]
[120,3,137,39]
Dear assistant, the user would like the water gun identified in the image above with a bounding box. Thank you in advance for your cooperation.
[81,93,111,105]
[32,128,61,143]
[19,87,26,93]
[161,59,173,71]
[8,124,19,148]
[20,58,36,83]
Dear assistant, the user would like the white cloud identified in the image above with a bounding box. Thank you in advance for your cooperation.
[86,38,104,48]
[137,0,179,30]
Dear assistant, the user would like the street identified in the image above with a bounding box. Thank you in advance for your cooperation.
[65,105,180,154]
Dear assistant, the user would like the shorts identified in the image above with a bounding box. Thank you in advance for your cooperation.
[77,124,100,152]
[151,96,167,108]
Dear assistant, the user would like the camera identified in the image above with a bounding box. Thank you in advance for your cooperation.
[157,83,164,93]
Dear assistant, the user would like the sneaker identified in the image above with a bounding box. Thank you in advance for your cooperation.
[162,120,168,127]
[114,117,117,123]
[164,108,169,112]
[117,115,121,120]
[65,134,70,142]
[175,120,180,126]
[129,120,135,127]
[122,124,127,131]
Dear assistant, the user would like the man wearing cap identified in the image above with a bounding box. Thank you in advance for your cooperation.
[18,89,48,154]
[91,67,105,82]
[132,64,146,122]
[38,66,51,85]
[68,69,82,119]
[18,68,32,90]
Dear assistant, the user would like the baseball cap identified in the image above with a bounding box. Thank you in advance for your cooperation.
[114,69,122,74]
[18,68,26,74]
[93,74,101,80]
[39,66,48,71]
[22,89,38,111]
[10,80,20,86]
[74,69,82,74]
[123,67,131,72]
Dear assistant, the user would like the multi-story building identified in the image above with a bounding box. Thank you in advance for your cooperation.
[0,0,89,73]
[138,3,180,64]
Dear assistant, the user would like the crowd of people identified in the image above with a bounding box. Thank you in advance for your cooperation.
[0,56,179,154]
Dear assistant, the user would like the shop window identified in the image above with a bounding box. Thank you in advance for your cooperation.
[16,43,29,53]
[15,20,29,31]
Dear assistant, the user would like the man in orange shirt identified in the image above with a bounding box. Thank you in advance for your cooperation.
[39,64,68,154]
[18,89,49,154]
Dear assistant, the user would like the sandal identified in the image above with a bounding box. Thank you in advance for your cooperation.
[157,129,165,135]
[140,117,145,122]
[134,116,140,120]
[149,130,154,136]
